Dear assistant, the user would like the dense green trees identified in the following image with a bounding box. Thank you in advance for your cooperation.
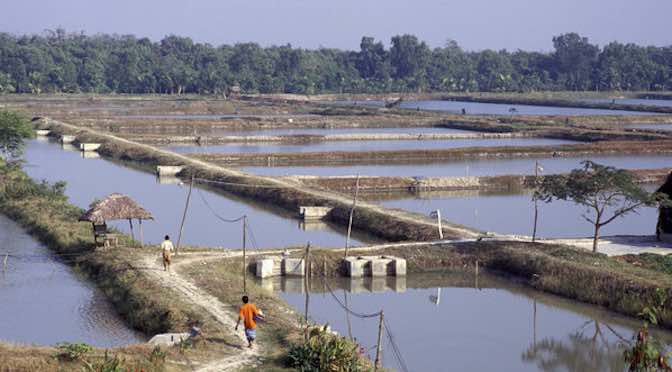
[0,30,670,95]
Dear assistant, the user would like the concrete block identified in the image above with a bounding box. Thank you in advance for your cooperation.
[35,130,51,136]
[156,165,184,177]
[60,135,76,144]
[299,206,333,220]
[370,258,389,277]
[255,259,275,278]
[389,258,407,276]
[79,143,101,152]
[148,333,191,346]
[283,258,305,276]
[344,257,366,277]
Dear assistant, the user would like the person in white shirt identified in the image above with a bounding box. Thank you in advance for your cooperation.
[160,235,174,271]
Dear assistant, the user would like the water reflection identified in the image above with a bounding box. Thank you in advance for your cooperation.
[0,215,144,346]
[268,272,672,371]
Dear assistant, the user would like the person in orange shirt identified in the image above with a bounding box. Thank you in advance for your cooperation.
[235,295,264,348]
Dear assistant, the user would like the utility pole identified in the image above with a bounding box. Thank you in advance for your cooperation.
[532,161,540,242]
[374,310,384,371]
[176,175,194,255]
[345,174,360,258]
[242,215,247,294]
[303,242,311,341]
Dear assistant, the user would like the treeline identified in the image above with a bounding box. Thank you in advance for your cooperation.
[0,29,671,95]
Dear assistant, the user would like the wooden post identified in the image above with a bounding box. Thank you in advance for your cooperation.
[344,174,360,258]
[139,219,144,247]
[374,310,384,371]
[128,219,135,240]
[2,254,7,273]
[532,161,540,242]
[176,175,194,255]
[436,209,444,240]
[243,215,247,294]
[303,242,311,341]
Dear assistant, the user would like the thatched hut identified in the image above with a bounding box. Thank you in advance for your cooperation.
[79,193,153,246]
[656,172,672,241]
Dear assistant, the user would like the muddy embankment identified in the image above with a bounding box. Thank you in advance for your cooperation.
[287,167,672,194]
[188,140,672,167]
[39,117,481,241]
[443,95,672,114]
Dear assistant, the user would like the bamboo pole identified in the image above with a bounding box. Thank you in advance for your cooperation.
[436,209,444,240]
[176,175,194,255]
[139,219,144,247]
[303,242,311,341]
[345,174,360,258]
[128,219,134,240]
[243,215,247,294]
[374,310,384,371]
[532,160,540,242]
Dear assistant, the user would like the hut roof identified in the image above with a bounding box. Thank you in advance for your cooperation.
[657,172,672,196]
[79,193,153,224]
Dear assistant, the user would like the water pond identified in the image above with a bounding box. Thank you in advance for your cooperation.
[241,154,672,178]
[23,139,377,248]
[0,214,144,346]
[268,273,672,371]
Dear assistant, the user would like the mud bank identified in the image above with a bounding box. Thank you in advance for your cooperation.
[288,167,671,193]
[124,131,528,145]
[187,140,672,167]
[40,118,481,242]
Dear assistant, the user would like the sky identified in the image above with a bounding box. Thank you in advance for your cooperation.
[1,0,670,51]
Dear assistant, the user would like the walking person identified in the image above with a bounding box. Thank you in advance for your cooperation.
[160,235,174,271]
[235,295,264,348]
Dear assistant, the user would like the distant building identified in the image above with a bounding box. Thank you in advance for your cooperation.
[656,172,672,241]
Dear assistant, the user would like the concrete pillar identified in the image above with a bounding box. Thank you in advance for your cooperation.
[371,258,389,277]
[344,257,366,277]
[35,130,51,136]
[79,143,101,152]
[156,166,184,177]
[282,258,305,276]
[255,259,275,278]
[389,258,407,276]
[60,135,76,144]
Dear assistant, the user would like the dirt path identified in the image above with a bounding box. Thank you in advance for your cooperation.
[138,252,260,371]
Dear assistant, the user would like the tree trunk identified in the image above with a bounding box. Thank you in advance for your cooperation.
[592,223,600,253]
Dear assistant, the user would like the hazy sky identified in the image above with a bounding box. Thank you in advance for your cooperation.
[2,0,670,51]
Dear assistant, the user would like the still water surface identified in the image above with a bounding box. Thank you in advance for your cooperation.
[23,139,375,248]
[166,137,576,154]
[0,215,143,346]
[242,154,672,177]
[375,189,658,238]
[339,100,658,116]
[271,273,671,371]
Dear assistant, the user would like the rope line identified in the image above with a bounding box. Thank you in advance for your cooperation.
[195,188,246,223]
[193,177,289,189]
[384,320,410,372]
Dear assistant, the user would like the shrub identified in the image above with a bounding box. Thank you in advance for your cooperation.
[287,326,365,372]
[54,342,93,361]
